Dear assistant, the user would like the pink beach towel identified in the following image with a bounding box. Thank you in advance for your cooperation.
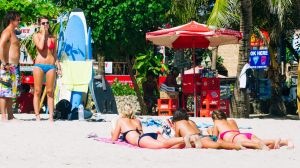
[94,137,140,148]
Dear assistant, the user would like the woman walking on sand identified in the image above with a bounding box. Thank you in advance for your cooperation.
[33,16,61,121]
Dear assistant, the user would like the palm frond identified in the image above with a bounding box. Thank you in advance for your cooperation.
[207,0,239,28]
[267,0,292,28]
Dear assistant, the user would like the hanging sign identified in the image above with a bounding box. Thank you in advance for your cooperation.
[249,50,270,69]
[293,29,300,54]
[105,62,113,74]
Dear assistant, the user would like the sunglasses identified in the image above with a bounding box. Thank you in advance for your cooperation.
[41,21,49,25]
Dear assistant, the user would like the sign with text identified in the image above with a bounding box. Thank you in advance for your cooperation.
[249,50,270,69]
[105,62,113,74]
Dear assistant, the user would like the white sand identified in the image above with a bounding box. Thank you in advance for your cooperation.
[0,114,299,168]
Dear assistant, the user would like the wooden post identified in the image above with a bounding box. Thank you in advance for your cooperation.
[39,87,47,111]
[97,54,106,90]
[211,47,218,70]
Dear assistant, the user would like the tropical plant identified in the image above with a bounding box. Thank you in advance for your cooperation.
[134,51,168,84]
[111,79,136,96]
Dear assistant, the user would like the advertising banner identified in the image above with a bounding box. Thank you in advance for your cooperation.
[249,50,270,69]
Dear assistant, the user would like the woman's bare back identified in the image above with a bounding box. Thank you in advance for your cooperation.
[175,120,201,137]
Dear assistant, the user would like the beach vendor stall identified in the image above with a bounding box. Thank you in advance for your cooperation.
[146,21,242,117]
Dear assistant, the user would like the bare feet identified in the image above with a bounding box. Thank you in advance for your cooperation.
[259,142,270,150]
[286,139,294,149]
[48,113,54,122]
[277,139,294,149]
[184,135,192,148]
[1,113,7,121]
[274,138,281,149]
[36,114,41,121]
[49,117,54,122]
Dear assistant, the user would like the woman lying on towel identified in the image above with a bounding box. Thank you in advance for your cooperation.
[172,109,242,150]
[209,110,294,150]
[111,103,186,149]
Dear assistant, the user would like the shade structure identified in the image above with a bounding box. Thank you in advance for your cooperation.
[146,21,242,117]
[146,21,242,49]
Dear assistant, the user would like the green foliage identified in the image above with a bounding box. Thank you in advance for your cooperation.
[167,0,213,26]
[133,50,167,84]
[111,79,136,96]
[207,0,240,28]
[0,0,62,60]
[0,0,60,24]
[63,0,170,60]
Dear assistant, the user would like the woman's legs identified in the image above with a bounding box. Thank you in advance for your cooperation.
[33,67,44,121]
[234,134,268,150]
[251,135,277,149]
[139,134,184,149]
[45,69,56,122]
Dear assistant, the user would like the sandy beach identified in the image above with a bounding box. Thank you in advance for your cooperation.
[0,114,299,168]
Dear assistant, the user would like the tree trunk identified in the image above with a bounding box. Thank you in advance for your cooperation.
[268,39,287,116]
[232,0,252,118]
[125,55,147,115]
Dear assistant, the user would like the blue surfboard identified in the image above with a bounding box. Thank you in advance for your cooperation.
[87,27,92,60]
[62,8,89,109]
[64,9,87,61]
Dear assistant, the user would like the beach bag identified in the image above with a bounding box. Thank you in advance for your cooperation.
[54,99,72,119]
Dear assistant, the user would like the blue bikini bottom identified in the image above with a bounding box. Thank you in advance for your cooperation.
[34,64,56,73]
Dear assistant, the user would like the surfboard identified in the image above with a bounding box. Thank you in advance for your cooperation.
[87,27,92,60]
[64,8,87,61]
[89,76,118,114]
[60,8,90,109]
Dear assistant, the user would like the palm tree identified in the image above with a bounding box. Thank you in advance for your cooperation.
[208,0,252,118]
[208,0,296,117]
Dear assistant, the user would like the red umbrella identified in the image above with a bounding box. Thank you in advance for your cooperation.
[146,21,242,48]
[146,21,242,116]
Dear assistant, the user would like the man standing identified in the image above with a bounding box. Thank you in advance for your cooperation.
[0,11,21,121]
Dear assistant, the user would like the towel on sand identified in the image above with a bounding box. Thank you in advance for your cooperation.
[94,137,139,148]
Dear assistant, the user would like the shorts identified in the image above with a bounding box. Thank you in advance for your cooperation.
[0,63,21,98]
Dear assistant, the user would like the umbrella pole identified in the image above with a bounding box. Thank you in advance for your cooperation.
[192,47,197,117]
